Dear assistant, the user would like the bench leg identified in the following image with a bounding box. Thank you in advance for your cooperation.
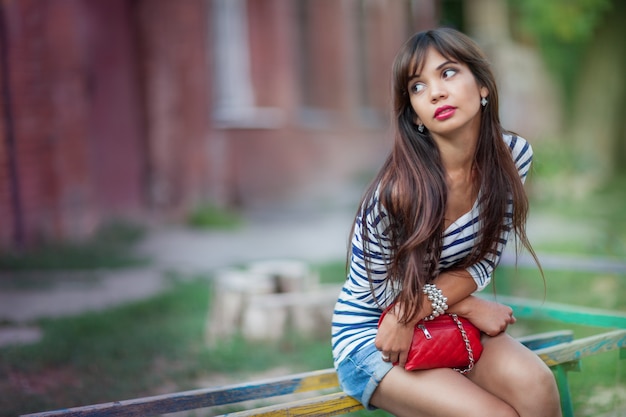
[553,362,579,417]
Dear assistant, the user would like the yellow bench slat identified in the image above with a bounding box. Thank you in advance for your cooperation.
[217,392,363,417]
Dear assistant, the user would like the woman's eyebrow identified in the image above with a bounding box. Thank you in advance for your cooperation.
[436,60,457,70]
[410,60,458,80]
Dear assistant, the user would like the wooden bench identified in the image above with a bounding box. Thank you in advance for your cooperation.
[22,324,626,417]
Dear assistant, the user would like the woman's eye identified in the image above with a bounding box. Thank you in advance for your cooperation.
[442,68,457,79]
[410,82,425,94]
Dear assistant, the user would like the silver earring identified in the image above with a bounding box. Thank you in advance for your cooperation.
[418,123,424,133]
[481,97,488,107]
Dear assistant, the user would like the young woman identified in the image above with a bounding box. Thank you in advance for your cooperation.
[331,28,561,417]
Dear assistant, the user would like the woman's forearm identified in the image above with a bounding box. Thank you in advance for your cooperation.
[432,269,478,313]
[394,269,478,327]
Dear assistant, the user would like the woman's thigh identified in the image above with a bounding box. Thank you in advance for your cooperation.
[467,332,561,417]
[370,366,517,417]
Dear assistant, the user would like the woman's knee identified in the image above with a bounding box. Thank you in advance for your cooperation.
[373,368,521,417]
[510,354,561,407]
[463,402,519,417]
[473,335,561,415]
[519,357,557,391]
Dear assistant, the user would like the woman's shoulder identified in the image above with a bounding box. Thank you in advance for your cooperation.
[501,133,533,178]
[502,132,532,159]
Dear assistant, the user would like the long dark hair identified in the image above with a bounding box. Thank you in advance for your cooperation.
[354,27,539,323]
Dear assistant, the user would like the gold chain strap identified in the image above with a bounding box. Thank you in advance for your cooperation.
[450,313,475,374]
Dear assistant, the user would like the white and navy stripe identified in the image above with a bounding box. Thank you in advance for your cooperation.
[331,134,532,366]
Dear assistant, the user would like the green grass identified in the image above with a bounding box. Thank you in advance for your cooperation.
[0,221,148,272]
[0,275,335,417]
[187,203,243,230]
[0,278,208,415]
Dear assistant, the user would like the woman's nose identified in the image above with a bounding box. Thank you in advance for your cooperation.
[430,81,447,102]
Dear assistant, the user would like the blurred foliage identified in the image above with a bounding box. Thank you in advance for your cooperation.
[0,221,148,271]
[527,137,626,259]
[187,203,242,230]
[510,0,613,116]
[317,260,347,284]
[531,139,595,179]
[440,0,465,31]
[513,0,612,42]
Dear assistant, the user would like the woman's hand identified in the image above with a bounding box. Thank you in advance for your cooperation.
[374,308,416,367]
[455,296,516,336]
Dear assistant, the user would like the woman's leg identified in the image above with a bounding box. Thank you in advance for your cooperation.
[467,333,562,417]
[370,332,561,417]
[370,366,518,417]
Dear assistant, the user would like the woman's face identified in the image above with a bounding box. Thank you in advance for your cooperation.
[407,47,488,140]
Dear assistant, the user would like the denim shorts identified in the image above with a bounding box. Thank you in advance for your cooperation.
[336,341,394,409]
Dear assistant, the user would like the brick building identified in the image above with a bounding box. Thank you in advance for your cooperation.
[0,0,438,249]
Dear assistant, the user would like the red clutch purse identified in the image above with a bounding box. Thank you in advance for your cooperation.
[378,307,483,374]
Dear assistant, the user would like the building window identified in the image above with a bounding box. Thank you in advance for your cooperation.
[211,0,282,128]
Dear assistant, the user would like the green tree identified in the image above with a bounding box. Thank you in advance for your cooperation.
[512,0,612,114]
[512,0,626,178]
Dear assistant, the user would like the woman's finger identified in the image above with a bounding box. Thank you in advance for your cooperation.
[397,350,408,368]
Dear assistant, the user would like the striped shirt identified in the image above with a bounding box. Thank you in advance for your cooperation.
[331,134,532,366]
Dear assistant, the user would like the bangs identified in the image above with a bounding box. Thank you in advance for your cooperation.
[397,33,460,93]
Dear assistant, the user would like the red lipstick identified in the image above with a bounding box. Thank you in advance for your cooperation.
[434,105,456,121]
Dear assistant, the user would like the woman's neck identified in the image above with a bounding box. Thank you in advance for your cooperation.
[430,111,481,173]
[434,132,477,174]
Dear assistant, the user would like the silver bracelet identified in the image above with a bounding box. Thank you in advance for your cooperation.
[422,283,448,321]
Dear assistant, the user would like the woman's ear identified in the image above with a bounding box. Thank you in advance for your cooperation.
[480,86,489,99]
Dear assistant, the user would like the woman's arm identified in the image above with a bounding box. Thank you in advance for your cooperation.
[375,268,515,366]
[435,269,515,336]
[376,269,479,366]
